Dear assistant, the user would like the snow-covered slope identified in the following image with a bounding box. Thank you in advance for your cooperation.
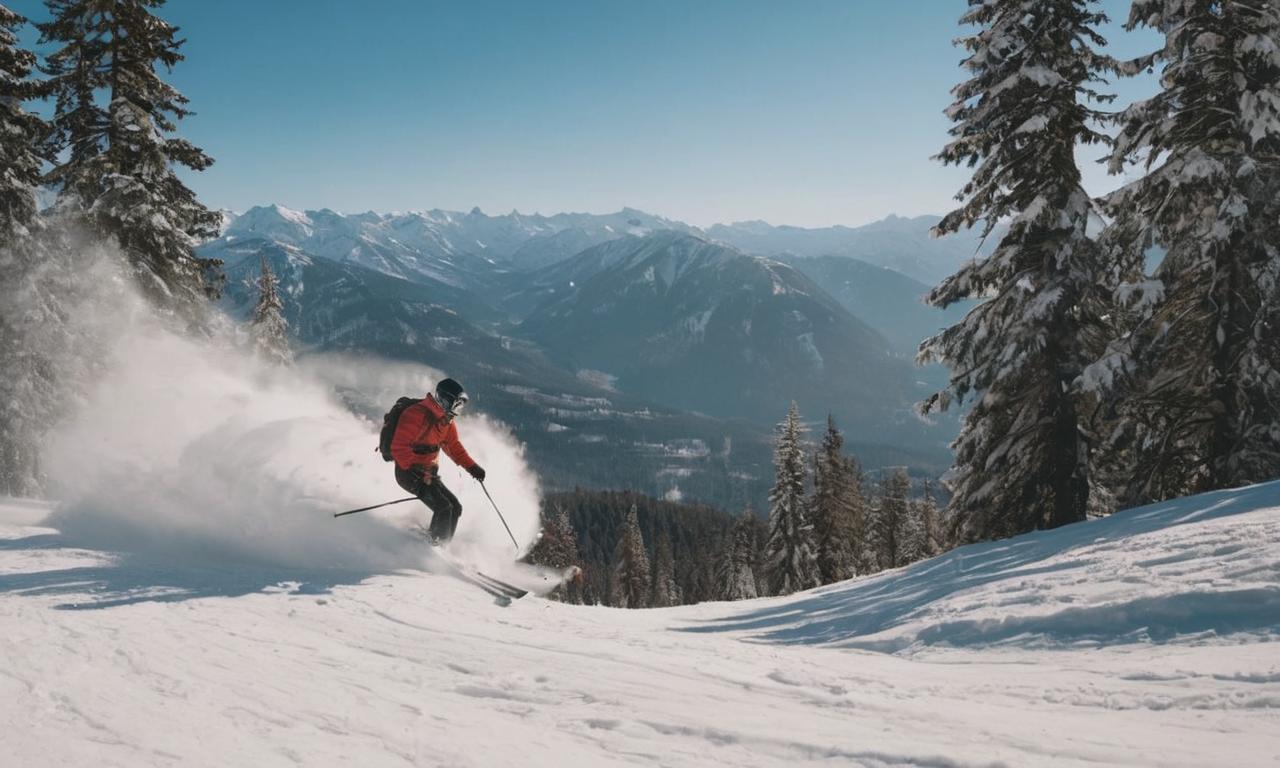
[3,482,1278,766]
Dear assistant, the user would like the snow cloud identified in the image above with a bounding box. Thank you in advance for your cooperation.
[44,255,541,575]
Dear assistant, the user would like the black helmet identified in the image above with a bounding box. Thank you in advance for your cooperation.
[435,378,468,416]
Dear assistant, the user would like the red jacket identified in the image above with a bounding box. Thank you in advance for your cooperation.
[390,395,477,473]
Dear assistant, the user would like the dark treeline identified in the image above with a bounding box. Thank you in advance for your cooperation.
[527,409,948,607]
[527,489,753,607]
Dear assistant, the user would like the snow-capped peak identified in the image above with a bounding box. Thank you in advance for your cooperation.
[226,204,316,242]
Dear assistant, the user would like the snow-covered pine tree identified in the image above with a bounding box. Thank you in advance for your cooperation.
[0,5,43,233]
[37,0,222,319]
[846,457,878,576]
[716,506,759,601]
[526,504,583,604]
[250,254,292,366]
[764,402,821,596]
[899,483,928,567]
[610,505,651,609]
[35,0,107,207]
[918,480,945,558]
[869,468,915,570]
[862,478,883,570]
[1088,1,1280,504]
[920,0,1115,542]
[810,416,860,584]
[0,3,54,496]
[528,504,579,570]
[649,529,681,608]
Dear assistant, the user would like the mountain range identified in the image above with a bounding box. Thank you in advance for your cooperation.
[218,204,700,294]
[515,232,919,431]
[707,214,996,286]
[208,205,971,509]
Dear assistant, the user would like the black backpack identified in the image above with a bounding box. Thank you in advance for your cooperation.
[377,396,421,462]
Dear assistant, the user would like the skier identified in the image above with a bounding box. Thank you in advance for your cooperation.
[389,378,487,544]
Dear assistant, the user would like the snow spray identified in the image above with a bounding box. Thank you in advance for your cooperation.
[43,251,541,573]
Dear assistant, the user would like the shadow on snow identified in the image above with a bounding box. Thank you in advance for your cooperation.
[680,480,1280,650]
[0,531,383,611]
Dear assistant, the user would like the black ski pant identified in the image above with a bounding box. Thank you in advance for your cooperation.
[395,465,462,542]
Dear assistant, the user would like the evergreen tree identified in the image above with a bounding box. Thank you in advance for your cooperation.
[920,0,1115,541]
[899,484,928,567]
[649,529,681,608]
[918,480,945,558]
[250,254,292,365]
[0,4,44,234]
[610,505,650,608]
[872,469,913,570]
[763,403,821,595]
[862,487,884,574]
[687,554,719,607]
[1088,1,1280,504]
[716,506,759,601]
[38,0,222,318]
[581,563,606,607]
[526,504,583,604]
[36,0,107,206]
[547,489,737,608]
[846,457,877,576]
[810,416,860,583]
[0,3,53,496]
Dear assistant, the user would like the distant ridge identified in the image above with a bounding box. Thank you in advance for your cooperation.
[706,214,994,285]
[210,204,983,286]
[516,231,936,444]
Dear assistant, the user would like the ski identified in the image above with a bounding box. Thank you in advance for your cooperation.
[450,569,517,606]
[418,551,519,605]
[467,571,529,599]
[408,526,530,600]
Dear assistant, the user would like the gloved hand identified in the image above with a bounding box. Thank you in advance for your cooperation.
[468,464,486,482]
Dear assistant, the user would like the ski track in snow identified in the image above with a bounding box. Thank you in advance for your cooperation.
[2,485,1280,767]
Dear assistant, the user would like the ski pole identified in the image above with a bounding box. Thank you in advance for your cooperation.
[333,496,418,518]
[478,480,520,551]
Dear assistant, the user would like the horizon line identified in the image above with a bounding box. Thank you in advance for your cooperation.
[222,202,949,232]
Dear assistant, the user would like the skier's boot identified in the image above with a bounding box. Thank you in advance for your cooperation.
[428,514,452,546]
[410,521,443,547]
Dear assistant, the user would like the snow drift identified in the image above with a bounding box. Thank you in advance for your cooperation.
[687,479,1280,653]
[41,255,541,575]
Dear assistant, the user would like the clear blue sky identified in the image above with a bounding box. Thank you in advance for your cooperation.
[11,0,1159,228]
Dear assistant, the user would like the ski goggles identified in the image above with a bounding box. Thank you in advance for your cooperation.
[447,394,469,416]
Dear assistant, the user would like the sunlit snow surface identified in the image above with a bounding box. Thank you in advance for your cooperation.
[2,483,1279,767]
